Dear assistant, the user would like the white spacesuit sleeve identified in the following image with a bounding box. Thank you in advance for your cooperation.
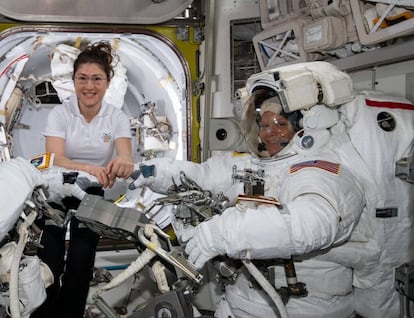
[281,164,366,247]
[131,152,245,194]
[0,158,42,240]
[40,167,87,202]
[187,198,337,262]
[184,163,366,267]
[226,165,365,259]
[183,204,294,268]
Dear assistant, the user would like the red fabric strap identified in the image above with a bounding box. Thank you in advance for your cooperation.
[365,99,414,110]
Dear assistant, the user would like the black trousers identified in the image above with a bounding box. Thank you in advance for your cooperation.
[31,188,102,318]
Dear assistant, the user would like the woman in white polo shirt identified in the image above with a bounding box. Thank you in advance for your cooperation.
[45,42,133,188]
[31,41,133,318]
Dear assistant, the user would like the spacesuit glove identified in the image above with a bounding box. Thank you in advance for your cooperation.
[62,183,87,201]
[128,163,156,190]
[184,216,226,269]
[76,176,103,192]
[40,168,87,202]
[172,219,195,246]
[128,159,176,194]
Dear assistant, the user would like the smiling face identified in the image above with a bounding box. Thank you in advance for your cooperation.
[259,111,296,155]
[74,63,110,113]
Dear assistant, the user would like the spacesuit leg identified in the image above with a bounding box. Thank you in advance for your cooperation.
[214,292,356,318]
[214,269,355,318]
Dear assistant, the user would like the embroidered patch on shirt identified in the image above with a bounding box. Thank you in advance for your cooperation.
[290,160,341,175]
[102,132,113,144]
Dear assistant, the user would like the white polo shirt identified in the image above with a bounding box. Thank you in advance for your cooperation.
[44,96,132,166]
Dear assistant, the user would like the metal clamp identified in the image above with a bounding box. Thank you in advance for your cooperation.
[137,227,203,284]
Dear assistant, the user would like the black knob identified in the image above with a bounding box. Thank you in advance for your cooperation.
[216,128,227,141]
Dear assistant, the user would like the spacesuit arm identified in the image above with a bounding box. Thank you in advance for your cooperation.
[40,167,89,203]
[184,195,336,268]
[0,157,42,240]
[130,152,248,194]
[184,165,366,268]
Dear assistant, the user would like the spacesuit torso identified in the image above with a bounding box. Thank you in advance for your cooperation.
[208,91,414,318]
[208,122,372,318]
[340,91,414,318]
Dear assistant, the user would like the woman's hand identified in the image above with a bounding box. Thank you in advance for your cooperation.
[106,137,134,184]
[87,155,133,189]
[88,165,111,188]
[105,155,134,181]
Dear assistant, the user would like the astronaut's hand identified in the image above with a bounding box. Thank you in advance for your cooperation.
[128,163,156,190]
[61,182,87,201]
[41,169,87,202]
[172,219,195,246]
[184,217,226,269]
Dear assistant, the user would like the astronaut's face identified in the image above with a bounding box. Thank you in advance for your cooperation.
[74,63,110,111]
[259,111,295,155]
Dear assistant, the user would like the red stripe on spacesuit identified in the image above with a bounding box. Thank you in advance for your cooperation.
[365,99,414,110]
[0,53,29,78]
[290,160,341,175]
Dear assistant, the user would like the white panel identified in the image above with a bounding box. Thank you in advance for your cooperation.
[0,0,193,24]
[213,0,260,117]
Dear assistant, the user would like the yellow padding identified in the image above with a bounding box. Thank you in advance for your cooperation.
[112,38,120,50]
[147,242,157,252]
[75,37,82,48]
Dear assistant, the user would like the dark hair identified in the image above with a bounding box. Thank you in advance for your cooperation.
[281,109,303,132]
[73,41,115,80]
[254,90,303,132]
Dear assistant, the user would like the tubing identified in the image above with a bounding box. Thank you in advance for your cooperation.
[9,209,37,318]
[95,225,159,295]
[242,259,289,318]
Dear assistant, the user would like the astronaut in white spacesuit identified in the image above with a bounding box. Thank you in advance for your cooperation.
[0,158,45,241]
[0,157,86,240]
[0,157,87,317]
[129,62,378,318]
